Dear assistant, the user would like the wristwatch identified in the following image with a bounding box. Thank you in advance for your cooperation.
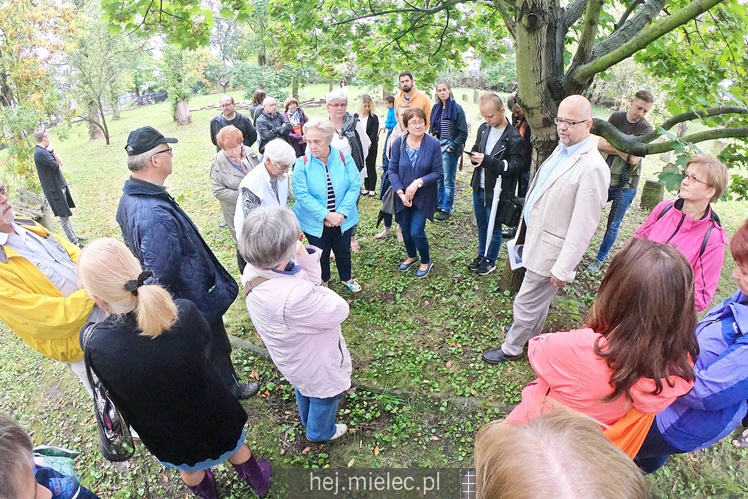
[417,179,424,188]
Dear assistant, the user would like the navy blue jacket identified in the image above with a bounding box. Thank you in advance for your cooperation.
[388,133,443,219]
[116,177,238,325]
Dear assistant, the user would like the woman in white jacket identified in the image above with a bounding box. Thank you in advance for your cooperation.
[238,206,351,442]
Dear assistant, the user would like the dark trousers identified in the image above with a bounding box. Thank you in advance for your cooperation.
[364,143,378,191]
[380,171,393,228]
[208,319,242,398]
[305,226,353,283]
[236,248,247,274]
[633,421,682,473]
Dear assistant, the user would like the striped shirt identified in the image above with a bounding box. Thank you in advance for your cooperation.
[325,165,336,211]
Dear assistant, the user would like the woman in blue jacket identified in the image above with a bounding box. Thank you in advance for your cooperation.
[292,118,362,292]
[634,218,748,473]
[388,108,443,279]
[429,81,468,221]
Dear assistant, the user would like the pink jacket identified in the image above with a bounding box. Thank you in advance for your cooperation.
[635,199,728,311]
[507,328,694,427]
[241,247,352,398]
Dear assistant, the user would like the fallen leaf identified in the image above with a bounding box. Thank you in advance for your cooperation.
[250,370,260,381]
[374,445,380,456]
[280,449,286,456]
[431,436,440,441]
[302,447,310,455]
[343,409,351,415]
[347,458,356,467]
[259,390,270,398]
[162,474,169,482]
[445,361,453,369]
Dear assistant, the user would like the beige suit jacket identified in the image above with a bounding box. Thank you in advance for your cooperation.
[518,138,609,282]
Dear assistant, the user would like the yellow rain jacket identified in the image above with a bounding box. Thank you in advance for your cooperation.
[0,219,94,363]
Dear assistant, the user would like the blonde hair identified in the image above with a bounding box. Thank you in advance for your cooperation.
[77,238,178,338]
[216,125,243,151]
[357,94,375,116]
[474,405,647,499]
[686,153,728,202]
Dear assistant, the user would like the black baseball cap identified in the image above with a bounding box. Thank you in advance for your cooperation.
[125,126,178,156]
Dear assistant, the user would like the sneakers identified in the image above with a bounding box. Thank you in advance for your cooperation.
[374,228,392,239]
[467,256,484,272]
[342,279,362,292]
[330,424,348,441]
[586,259,603,273]
[434,210,451,221]
[476,259,497,276]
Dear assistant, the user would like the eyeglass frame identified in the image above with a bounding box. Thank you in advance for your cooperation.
[153,146,173,157]
[682,172,710,186]
[554,117,589,127]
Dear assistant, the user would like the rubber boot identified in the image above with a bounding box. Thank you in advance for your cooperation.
[232,455,272,497]
[186,469,218,499]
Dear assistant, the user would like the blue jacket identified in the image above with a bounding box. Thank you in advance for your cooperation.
[655,290,748,451]
[292,147,361,238]
[116,177,238,325]
[388,133,443,219]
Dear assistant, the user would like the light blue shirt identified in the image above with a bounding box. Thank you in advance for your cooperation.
[523,137,592,224]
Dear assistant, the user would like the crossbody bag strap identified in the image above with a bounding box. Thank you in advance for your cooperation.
[80,322,98,387]
[243,276,270,298]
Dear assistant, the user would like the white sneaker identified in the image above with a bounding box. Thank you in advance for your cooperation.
[329,424,348,441]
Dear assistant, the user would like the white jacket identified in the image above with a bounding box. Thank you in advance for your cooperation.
[234,164,289,242]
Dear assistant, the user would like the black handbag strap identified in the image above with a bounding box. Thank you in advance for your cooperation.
[80,322,99,388]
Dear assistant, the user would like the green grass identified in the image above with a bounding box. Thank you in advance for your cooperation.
[1,86,747,497]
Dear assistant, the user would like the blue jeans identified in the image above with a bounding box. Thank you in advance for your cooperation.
[437,149,458,213]
[295,389,344,442]
[305,226,353,283]
[595,187,636,262]
[473,189,502,263]
[396,206,430,264]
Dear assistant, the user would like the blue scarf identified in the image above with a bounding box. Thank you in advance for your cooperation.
[429,97,458,127]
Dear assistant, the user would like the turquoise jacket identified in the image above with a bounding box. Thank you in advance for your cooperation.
[292,146,361,238]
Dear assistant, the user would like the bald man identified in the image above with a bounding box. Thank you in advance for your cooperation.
[482,95,610,365]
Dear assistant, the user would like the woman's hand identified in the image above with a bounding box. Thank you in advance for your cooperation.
[405,180,420,202]
[398,191,412,208]
[324,212,345,227]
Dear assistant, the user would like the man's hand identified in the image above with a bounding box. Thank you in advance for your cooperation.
[470,152,484,166]
[324,212,345,227]
[550,274,566,288]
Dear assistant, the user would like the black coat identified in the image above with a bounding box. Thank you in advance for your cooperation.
[209,112,257,152]
[33,146,75,217]
[470,119,527,207]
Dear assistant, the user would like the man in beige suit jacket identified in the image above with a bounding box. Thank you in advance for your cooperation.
[482,95,610,364]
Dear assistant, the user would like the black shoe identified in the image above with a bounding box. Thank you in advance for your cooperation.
[467,256,484,272]
[476,259,497,276]
[435,210,451,221]
[237,382,260,399]
[482,347,522,365]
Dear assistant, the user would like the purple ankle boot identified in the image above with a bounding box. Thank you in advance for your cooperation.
[187,468,218,499]
[233,455,272,497]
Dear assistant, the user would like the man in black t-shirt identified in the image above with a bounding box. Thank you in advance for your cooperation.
[587,90,654,272]
[209,95,257,152]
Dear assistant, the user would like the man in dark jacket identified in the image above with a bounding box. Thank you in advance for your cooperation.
[209,95,257,152]
[116,126,258,399]
[467,93,527,276]
[255,97,291,153]
[32,129,81,245]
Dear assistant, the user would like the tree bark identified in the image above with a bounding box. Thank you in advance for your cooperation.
[87,101,104,141]
[176,99,192,125]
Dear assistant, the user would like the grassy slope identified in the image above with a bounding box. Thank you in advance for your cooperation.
[1,87,747,498]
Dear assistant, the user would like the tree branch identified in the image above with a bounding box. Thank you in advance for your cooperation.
[493,0,516,39]
[562,0,589,31]
[615,0,644,30]
[330,0,465,26]
[588,0,667,60]
[643,106,748,142]
[569,0,604,71]
[574,0,725,83]
[592,118,748,155]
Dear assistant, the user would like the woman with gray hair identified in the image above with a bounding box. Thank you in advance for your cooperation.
[326,88,370,253]
[292,118,362,292]
[239,206,351,443]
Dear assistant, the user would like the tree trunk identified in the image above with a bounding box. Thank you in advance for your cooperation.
[176,99,192,125]
[292,77,299,99]
[328,80,334,92]
[220,80,230,93]
[87,101,104,141]
[111,98,121,120]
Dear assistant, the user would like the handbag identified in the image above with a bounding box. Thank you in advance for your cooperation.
[381,185,396,215]
[81,323,135,462]
[497,197,523,227]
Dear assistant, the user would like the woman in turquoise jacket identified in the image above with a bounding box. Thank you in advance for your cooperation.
[292,118,362,292]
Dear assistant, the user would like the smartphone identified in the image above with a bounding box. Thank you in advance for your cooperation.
[463,150,476,157]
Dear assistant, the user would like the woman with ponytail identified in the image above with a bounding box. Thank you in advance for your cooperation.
[77,238,271,499]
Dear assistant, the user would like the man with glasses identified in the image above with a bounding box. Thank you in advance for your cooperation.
[0,180,104,395]
[255,96,292,153]
[209,95,257,152]
[116,126,259,399]
[234,139,297,244]
[482,95,609,365]
[587,90,654,273]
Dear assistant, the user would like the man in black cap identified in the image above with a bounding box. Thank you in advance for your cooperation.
[116,126,258,399]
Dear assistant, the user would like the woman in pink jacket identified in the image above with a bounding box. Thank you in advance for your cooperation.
[238,206,351,442]
[634,153,729,311]
[508,238,699,427]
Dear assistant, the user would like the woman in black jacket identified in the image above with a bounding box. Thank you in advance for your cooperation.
[77,238,272,499]
[357,94,380,196]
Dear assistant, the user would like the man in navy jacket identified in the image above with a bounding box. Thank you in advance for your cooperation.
[116,126,258,399]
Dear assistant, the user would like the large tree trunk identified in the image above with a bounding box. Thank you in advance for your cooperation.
[87,101,104,141]
[176,99,192,125]
[292,77,299,99]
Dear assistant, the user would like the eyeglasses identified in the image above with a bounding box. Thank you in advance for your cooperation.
[408,120,426,127]
[153,146,173,157]
[554,118,589,127]
[271,161,290,171]
[682,172,709,185]
[328,103,347,108]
